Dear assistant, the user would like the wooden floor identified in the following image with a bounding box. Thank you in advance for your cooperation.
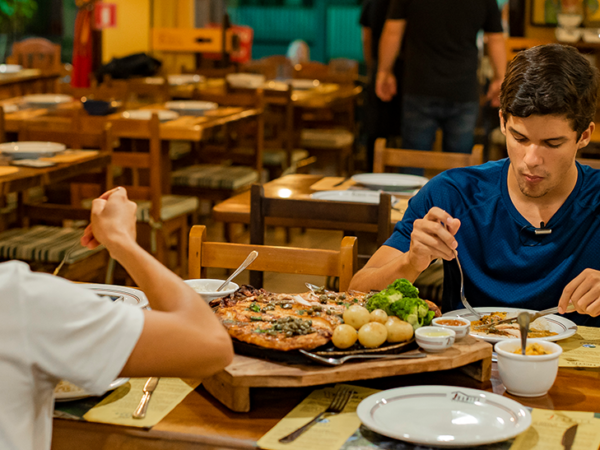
[200,214,345,293]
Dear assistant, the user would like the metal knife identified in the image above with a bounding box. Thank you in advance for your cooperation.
[562,424,578,450]
[132,377,159,419]
[331,177,348,187]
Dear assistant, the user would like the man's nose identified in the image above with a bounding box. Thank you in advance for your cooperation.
[523,144,543,168]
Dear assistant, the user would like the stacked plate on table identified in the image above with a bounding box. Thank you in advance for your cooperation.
[357,386,531,447]
[352,173,429,192]
[0,64,22,74]
[0,141,66,160]
[311,190,385,204]
[168,74,204,85]
[22,94,74,108]
[226,73,265,89]
[165,101,218,116]
[121,109,179,121]
[2,104,19,114]
[287,78,320,90]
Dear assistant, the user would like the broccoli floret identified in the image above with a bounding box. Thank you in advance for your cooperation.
[365,279,430,329]
[418,304,429,319]
[365,293,393,314]
[389,278,420,299]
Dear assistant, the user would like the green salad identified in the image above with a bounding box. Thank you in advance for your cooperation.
[365,279,435,330]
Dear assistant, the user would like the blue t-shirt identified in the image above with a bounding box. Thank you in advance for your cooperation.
[385,158,600,326]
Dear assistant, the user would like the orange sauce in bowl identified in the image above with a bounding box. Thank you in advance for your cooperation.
[436,319,466,327]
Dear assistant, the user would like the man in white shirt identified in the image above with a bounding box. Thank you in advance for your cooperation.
[0,187,233,450]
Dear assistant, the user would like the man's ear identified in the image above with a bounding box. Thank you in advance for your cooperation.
[577,121,595,149]
[499,110,506,135]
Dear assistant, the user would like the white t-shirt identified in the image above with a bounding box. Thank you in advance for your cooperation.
[0,261,144,450]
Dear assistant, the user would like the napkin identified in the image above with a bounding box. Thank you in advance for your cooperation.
[310,177,357,191]
[82,378,199,429]
[558,326,600,368]
[257,384,379,450]
[510,409,600,450]
[41,150,99,163]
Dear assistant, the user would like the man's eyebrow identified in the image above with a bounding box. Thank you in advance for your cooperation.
[507,126,567,141]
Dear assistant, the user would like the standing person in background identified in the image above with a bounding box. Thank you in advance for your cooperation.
[376,0,506,154]
[360,0,404,171]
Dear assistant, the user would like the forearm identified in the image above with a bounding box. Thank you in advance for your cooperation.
[349,249,422,292]
[362,28,373,71]
[486,33,506,80]
[378,20,404,74]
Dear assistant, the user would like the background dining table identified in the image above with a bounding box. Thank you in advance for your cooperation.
[50,361,600,450]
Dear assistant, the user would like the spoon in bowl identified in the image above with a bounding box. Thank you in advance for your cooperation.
[517,311,531,355]
[216,250,258,292]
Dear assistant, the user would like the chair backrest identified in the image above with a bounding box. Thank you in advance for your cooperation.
[60,83,130,104]
[249,183,391,287]
[188,225,358,292]
[108,114,163,222]
[294,61,356,84]
[505,37,549,63]
[0,108,5,143]
[577,157,600,170]
[7,38,61,71]
[193,88,265,172]
[373,138,484,173]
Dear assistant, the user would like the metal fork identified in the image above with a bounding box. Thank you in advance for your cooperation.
[444,222,482,319]
[279,386,355,443]
[52,241,81,277]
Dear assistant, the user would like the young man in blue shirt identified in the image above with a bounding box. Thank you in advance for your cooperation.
[350,44,600,326]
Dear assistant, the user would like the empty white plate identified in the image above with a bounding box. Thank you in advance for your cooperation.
[0,141,66,159]
[22,94,74,106]
[122,109,179,121]
[226,73,266,89]
[352,173,429,191]
[83,284,150,309]
[288,78,320,90]
[54,377,129,402]
[0,64,22,73]
[165,101,218,116]
[2,104,18,114]
[357,385,531,447]
[311,190,382,204]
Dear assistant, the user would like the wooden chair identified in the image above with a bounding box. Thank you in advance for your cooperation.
[189,225,358,292]
[249,183,391,288]
[109,113,199,276]
[0,116,113,283]
[0,107,5,143]
[171,89,265,204]
[7,38,61,72]
[373,138,484,176]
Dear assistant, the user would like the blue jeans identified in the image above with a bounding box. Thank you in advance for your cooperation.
[402,94,480,154]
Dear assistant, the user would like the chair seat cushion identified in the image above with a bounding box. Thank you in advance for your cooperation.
[134,195,199,223]
[300,129,354,148]
[263,149,309,167]
[0,225,102,263]
[171,164,259,190]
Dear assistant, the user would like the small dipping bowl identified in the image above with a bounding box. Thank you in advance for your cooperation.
[495,339,562,397]
[415,326,455,352]
[184,279,239,303]
[432,316,470,340]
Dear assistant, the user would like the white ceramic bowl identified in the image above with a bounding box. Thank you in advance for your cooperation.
[432,316,470,340]
[184,279,239,302]
[582,28,600,43]
[557,13,583,28]
[555,26,582,43]
[415,326,455,352]
[495,339,562,397]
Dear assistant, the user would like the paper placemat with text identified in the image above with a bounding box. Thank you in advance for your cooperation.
[559,326,600,368]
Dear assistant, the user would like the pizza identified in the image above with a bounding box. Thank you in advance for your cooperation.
[211,285,368,351]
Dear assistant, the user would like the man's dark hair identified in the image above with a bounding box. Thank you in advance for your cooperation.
[500,44,599,140]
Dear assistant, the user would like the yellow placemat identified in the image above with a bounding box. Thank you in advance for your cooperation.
[82,377,199,429]
[510,409,600,450]
[0,166,20,176]
[310,177,357,191]
[257,384,379,450]
[558,326,600,368]
[41,150,99,163]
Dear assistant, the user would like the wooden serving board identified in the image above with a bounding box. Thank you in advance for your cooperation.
[203,335,492,412]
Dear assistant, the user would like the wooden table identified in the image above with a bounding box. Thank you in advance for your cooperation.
[212,174,406,228]
[0,69,61,99]
[0,151,111,196]
[50,361,600,450]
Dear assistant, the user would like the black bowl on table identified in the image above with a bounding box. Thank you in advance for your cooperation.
[81,98,121,116]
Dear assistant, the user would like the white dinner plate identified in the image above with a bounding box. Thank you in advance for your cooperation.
[22,94,74,106]
[165,101,218,116]
[168,74,204,85]
[226,73,266,89]
[84,284,150,309]
[352,173,429,191]
[443,306,577,343]
[2,104,18,114]
[0,141,66,159]
[122,109,179,121]
[311,190,384,204]
[357,385,531,448]
[288,78,320,90]
[54,377,129,402]
[0,64,22,73]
